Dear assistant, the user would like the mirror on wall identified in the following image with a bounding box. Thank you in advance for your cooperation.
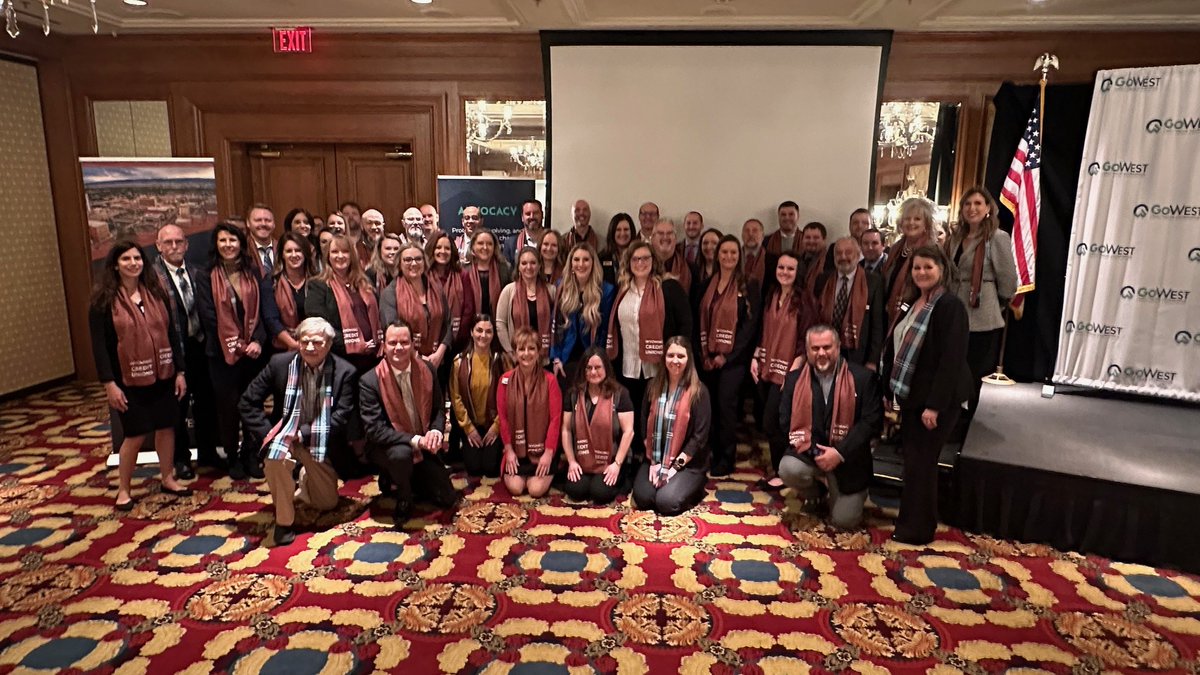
[91,100,172,157]
[872,101,959,240]
[464,100,546,180]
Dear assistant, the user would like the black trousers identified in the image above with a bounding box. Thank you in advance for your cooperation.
[895,406,961,543]
[176,336,219,463]
[564,472,622,505]
[462,436,503,478]
[208,355,263,463]
[758,380,786,475]
[618,374,650,462]
[966,329,1001,416]
[632,464,707,516]
[701,364,746,471]
[370,442,458,506]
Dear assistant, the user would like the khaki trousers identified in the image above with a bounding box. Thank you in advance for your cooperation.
[263,442,340,527]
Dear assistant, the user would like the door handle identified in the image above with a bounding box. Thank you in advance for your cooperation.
[250,150,282,158]
[384,150,413,160]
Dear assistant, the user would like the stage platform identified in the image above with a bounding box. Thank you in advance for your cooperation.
[951,383,1200,572]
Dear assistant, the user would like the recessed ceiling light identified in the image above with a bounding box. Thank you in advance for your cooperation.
[411,0,433,4]
[123,0,148,6]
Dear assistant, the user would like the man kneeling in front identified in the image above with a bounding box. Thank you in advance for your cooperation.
[241,317,357,546]
[360,319,460,529]
[778,324,882,529]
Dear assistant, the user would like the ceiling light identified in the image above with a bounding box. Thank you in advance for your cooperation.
[124,0,148,5]
[410,0,433,4]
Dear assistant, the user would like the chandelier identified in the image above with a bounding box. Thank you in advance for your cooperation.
[2,0,100,38]
[465,101,513,155]
[510,142,545,173]
[877,102,939,159]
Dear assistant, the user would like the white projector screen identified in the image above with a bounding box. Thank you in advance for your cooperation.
[544,33,889,240]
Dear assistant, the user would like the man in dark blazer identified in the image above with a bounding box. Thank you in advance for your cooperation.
[778,324,882,529]
[814,237,886,369]
[359,320,460,529]
[154,224,219,478]
[239,317,358,545]
[500,199,545,267]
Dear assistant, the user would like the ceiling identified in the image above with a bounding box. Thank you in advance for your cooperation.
[12,0,1200,36]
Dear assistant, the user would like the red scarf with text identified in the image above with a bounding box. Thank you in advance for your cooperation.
[505,367,550,459]
[573,391,614,474]
[606,280,665,364]
[394,276,446,357]
[756,289,802,386]
[433,267,467,344]
[700,276,739,359]
[466,258,503,315]
[510,279,554,355]
[788,359,856,452]
[375,358,433,462]
[819,266,869,351]
[664,249,692,290]
[111,285,174,386]
[212,268,260,365]
[329,274,382,356]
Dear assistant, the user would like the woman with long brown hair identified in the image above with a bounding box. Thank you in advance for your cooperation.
[496,247,557,359]
[944,186,1018,418]
[271,231,316,351]
[367,232,404,292]
[879,245,971,545]
[305,233,382,374]
[599,212,635,286]
[463,229,510,318]
[632,337,711,515]
[449,314,510,477]
[195,222,270,480]
[561,347,635,505]
[698,235,761,476]
[882,197,937,325]
[551,243,615,382]
[692,228,723,297]
[497,327,563,497]
[426,231,475,352]
[90,240,190,509]
[750,250,820,491]
[380,241,451,369]
[538,228,565,287]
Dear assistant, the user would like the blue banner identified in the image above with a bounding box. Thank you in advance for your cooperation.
[437,176,536,244]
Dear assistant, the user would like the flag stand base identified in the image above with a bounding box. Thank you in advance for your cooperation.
[983,368,1016,386]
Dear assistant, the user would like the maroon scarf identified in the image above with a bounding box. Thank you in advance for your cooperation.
[456,349,505,427]
[212,267,260,365]
[756,289,803,386]
[510,279,554,356]
[466,257,503,315]
[505,366,550,459]
[788,359,856,452]
[573,391,614,474]
[819,266,870,351]
[394,276,446,357]
[700,275,739,361]
[432,267,467,344]
[605,280,665,364]
[375,358,433,462]
[111,285,174,386]
[329,274,382,356]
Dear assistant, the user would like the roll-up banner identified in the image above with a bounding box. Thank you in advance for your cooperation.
[1054,64,1200,402]
[436,176,545,244]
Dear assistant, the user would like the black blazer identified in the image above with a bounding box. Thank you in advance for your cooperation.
[779,361,882,495]
[695,277,762,368]
[814,270,887,368]
[640,383,712,468]
[153,257,203,344]
[193,266,271,361]
[305,280,379,357]
[238,351,358,471]
[359,359,445,449]
[607,278,692,367]
[880,291,972,415]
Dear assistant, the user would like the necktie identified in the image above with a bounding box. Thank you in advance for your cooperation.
[686,243,697,265]
[176,267,199,337]
[833,276,850,328]
[260,246,273,270]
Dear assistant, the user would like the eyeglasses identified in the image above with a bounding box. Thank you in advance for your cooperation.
[159,239,186,247]
[401,257,424,264]
[630,255,653,263]
[298,337,328,347]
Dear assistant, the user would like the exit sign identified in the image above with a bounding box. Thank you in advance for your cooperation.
[273,27,313,53]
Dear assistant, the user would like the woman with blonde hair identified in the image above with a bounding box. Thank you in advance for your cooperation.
[551,243,615,383]
[305,233,382,374]
[632,336,711,516]
[881,197,937,325]
[463,228,510,317]
[380,241,451,369]
[944,186,1018,418]
[367,232,404,292]
[497,326,563,497]
[496,247,557,359]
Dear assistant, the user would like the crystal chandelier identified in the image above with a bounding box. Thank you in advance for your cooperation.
[877,102,940,159]
[510,142,544,173]
[465,101,513,155]
[2,0,100,38]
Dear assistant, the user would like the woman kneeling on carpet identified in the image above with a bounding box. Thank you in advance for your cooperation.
[632,336,711,516]
[450,314,510,477]
[497,327,563,497]
[561,347,635,505]
[90,239,191,510]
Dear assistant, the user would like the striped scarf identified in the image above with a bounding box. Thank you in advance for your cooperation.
[264,356,333,463]
[652,386,684,465]
[889,287,945,403]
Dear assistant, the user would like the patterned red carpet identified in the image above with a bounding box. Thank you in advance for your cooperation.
[1,383,1198,674]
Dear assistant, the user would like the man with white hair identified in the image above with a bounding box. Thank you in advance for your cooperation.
[240,317,358,546]
[401,207,427,247]
[456,206,482,263]
[362,208,386,254]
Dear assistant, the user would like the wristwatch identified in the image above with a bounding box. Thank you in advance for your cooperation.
[673,456,686,470]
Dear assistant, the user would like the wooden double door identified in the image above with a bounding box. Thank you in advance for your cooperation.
[245,143,414,232]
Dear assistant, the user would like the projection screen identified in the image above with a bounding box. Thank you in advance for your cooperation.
[543,31,891,239]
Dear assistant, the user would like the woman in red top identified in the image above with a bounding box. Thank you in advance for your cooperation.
[497,326,563,498]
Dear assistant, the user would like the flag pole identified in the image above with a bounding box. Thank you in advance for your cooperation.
[984,52,1058,387]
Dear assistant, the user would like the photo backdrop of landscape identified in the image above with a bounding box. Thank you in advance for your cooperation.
[81,159,219,271]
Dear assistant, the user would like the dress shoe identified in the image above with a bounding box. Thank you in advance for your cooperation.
[115,498,136,512]
[196,452,224,470]
[245,459,265,480]
[378,473,393,495]
[228,459,247,481]
[174,462,196,480]
[709,462,733,477]
[393,500,413,530]
[891,531,933,546]
[161,485,194,498]
[273,524,296,546]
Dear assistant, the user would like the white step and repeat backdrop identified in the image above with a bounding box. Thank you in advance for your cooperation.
[1055,64,1200,402]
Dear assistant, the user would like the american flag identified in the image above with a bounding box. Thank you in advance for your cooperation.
[1000,104,1041,312]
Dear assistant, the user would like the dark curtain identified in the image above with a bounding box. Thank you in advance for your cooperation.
[983,82,1094,382]
[926,105,958,204]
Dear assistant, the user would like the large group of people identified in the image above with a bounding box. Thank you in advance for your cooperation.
[90,189,1017,546]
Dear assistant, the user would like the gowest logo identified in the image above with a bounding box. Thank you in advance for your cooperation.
[1146,117,1200,133]
[1075,243,1135,257]
[1175,330,1200,346]
[1119,285,1191,302]
[1133,203,1200,219]
[1107,363,1177,383]
[1087,161,1149,176]
[1064,320,1123,336]
[1101,75,1162,92]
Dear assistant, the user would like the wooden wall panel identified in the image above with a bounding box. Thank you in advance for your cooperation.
[4,29,1200,380]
